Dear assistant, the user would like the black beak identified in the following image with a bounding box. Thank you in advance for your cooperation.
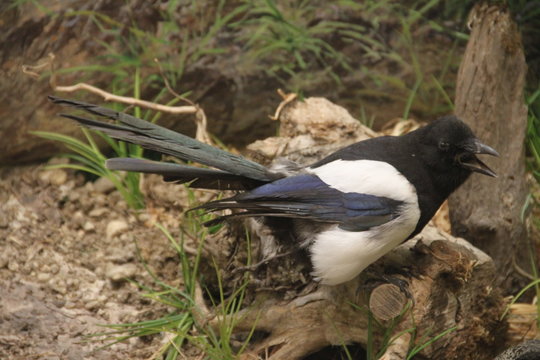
[457,139,499,177]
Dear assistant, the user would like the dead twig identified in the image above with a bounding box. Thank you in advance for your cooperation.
[22,53,213,143]
[54,81,198,114]
[192,281,214,328]
[21,59,50,79]
[154,58,212,144]
[269,89,297,121]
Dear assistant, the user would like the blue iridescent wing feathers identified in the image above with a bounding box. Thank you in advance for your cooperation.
[197,174,403,231]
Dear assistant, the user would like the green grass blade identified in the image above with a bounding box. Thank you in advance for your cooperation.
[406,326,457,359]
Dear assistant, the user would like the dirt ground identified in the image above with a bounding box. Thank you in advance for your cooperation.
[0,163,195,359]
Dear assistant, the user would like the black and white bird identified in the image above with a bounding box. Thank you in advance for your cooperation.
[50,96,498,286]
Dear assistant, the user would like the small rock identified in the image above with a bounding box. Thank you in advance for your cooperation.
[72,211,85,227]
[106,219,129,239]
[0,335,20,345]
[47,157,69,166]
[85,300,101,311]
[49,263,60,274]
[58,180,76,197]
[84,181,95,192]
[7,260,19,272]
[37,272,51,282]
[0,216,8,229]
[105,263,138,282]
[137,213,151,223]
[68,191,80,202]
[0,254,8,269]
[93,194,107,206]
[89,207,108,217]
[51,169,67,185]
[107,243,136,263]
[93,177,116,194]
[49,278,67,294]
[53,299,66,308]
[116,200,128,210]
[39,169,68,186]
[66,277,79,288]
[83,221,95,232]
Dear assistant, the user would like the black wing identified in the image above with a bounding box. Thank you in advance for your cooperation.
[196,174,403,231]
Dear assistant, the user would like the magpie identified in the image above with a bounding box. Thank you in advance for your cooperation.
[50,96,498,286]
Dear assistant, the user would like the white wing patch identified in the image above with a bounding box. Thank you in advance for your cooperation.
[308,160,420,285]
[308,159,417,202]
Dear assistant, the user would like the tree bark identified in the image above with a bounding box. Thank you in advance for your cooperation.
[449,2,530,292]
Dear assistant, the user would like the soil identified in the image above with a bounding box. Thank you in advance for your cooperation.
[0,163,195,359]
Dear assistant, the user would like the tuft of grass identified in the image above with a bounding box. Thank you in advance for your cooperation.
[33,69,152,209]
[25,0,470,125]
[352,299,456,359]
[31,127,145,209]
[526,88,540,184]
[232,0,359,85]
[405,326,457,359]
[515,103,540,327]
[349,300,412,359]
[501,278,540,321]
[86,187,254,358]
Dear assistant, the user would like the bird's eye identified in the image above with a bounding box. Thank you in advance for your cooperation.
[438,141,450,151]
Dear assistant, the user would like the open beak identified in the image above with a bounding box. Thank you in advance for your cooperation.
[457,139,499,177]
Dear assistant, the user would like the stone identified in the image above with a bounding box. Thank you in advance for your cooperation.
[83,221,95,232]
[38,169,68,186]
[88,207,108,217]
[105,263,138,282]
[93,177,116,194]
[106,219,128,239]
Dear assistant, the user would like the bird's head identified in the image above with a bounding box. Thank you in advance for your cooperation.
[417,115,499,178]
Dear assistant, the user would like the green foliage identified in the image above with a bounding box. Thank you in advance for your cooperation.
[56,0,247,98]
[87,190,253,359]
[232,0,356,83]
[354,300,456,359]
[526,89,540,183]
[509,0,540,33]
[31,127,145,209]
[31,69,153,209]
[501,278,540,322]
[522,87,540,328]
[25,0,468,120]
[353,0,465,119]
[406,326,457,359]
[227,0,467,120]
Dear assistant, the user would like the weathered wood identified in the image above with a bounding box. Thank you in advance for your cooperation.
[494,340,540,360]
[192,98,508,359]
[449,3,529,292]
[369,283,407,322]
[204,226,505,360]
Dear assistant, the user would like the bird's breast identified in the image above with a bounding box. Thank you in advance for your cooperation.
[307,159,421,285]
[309,206,419,285]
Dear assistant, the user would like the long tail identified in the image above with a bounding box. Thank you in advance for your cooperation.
[106,158,266,190]
[49,96,281,190]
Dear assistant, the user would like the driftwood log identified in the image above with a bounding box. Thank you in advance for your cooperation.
[197,97,506,360]
[222,227,504,360]
[449,2,530,292]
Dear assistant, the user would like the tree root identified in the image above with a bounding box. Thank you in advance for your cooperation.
[199,226,505,360]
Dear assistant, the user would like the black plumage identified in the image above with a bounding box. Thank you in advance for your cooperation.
[50,96,498,285]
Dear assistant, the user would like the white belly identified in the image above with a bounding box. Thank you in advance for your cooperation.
[307,159,421,285]
[310,207,419,285]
